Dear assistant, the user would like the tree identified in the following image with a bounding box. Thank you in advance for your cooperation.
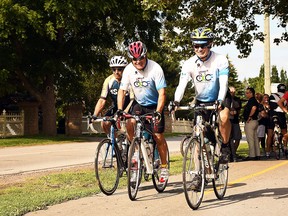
[0,0,164,135]
[279,68,288,86]
[271,65,280,83]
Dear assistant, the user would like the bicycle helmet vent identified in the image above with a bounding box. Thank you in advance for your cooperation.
[109,56,128,67]
[191,27,214,44]
[127,41,147,59]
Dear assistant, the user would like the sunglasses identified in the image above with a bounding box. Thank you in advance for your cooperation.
[193,44,209,49]
[132,55,145,61]
[112,68,124,72]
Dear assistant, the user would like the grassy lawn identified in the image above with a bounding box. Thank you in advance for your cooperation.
[0,134,104,147]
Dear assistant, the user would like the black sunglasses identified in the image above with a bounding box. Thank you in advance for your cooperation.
[132,55,145,61]
[193,44,209,49]
[112,68,124,72]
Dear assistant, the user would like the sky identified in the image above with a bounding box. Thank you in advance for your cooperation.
[212,16,288,81]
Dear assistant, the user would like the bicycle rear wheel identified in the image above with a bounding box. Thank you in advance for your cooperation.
[180,135,191,157]
[152,145,170,192]
[127,137,142,201]
[95,138,120,196]
[183,138,205,210]
[212,153,229,199]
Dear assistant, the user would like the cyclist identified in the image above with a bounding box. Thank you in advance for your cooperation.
[117,41,169,183]
[265,83,287,158]
[171,27,231,189]
[93,56,134,135]
[277,86,288,156]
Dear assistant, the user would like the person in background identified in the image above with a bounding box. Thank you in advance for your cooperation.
[93,56,133,135]
[256,93,269,157]
[243,87,260,160]
[229,86,242,162]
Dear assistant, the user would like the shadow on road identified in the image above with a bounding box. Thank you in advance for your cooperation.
[200,187,288,210]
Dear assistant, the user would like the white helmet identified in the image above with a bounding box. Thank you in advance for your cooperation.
[109,56,128,67]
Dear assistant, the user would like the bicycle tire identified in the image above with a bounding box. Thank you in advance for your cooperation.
[182,138,205,210]
[152,144,170,192]
[180,135,191,157]
[127,137,143,201]
[212,146,229,199]
[95,138,120,196]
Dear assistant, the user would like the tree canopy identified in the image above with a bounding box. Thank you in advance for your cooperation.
[1,0,287,135]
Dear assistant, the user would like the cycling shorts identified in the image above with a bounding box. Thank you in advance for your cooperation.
[130,101,165,134]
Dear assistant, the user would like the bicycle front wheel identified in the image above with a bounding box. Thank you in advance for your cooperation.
[127,137,142,201]
[152,144,170,192]
[212,155,229,199]
[180,135,191,157]
[183,138,205,210]
[95,138,120,196]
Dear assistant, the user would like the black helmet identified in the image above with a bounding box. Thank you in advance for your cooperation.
[277,83,286,93]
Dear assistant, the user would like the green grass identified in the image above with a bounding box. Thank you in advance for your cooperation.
[0,134,103,147]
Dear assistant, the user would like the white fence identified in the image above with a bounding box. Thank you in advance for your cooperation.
[0,110,24,138]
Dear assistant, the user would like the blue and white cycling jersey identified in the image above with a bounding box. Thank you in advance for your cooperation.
[120,59,167,106]
[175,51,229,103]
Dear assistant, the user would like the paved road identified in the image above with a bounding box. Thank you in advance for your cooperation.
[25,159,288,216]
[0,136,183,175]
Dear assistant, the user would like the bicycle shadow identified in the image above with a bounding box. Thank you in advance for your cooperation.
[199,186,288,210]
[123,180,185,201]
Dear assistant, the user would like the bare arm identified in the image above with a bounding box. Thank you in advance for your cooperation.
[93,98,106,116]
[117,89,126,110]
[156,88,166,113]
[277,97,288,113]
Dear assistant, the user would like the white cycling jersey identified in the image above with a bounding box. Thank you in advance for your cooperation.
[174,51,229,103]
[120,59,167,106]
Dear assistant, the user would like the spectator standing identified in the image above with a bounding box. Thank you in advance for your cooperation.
[243,87,260,160]
[256,93,270,156]
[229,86,242,162]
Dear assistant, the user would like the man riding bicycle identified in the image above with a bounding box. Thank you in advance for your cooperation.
[172,27,231,163]
[93,56,134,135]
[117,41,169,183]
[277,85,288,156]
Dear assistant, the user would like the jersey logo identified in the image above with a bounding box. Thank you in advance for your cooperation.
[196,71,213,82]
[134,77,150,87]
[110,89,118,95]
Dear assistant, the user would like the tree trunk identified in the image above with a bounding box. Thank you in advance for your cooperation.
[41,78,57,136]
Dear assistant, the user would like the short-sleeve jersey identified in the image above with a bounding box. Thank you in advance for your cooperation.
[175,51,229,103]
[100,74,132,108]
[282,91,288,102]
[120,59,167,106]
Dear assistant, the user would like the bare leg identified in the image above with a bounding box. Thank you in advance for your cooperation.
[219,107,231,144]
[153,133,168,166]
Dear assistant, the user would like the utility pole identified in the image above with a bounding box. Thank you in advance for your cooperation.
[264,13,271,94]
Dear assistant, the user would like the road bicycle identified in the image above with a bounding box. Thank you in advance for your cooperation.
[171,103,229,210]
[88,115,129,195]
[123,112,170,201]
[271,115,286,159]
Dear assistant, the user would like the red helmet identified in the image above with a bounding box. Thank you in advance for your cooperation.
[127,41,147,59]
